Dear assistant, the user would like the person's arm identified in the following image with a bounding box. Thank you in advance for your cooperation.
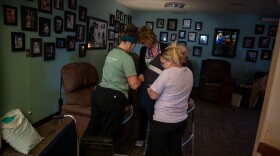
[127,75,144,90]
[147,87,160,100]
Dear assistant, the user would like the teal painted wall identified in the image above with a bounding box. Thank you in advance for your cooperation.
[0,0,132,123]
[0,0,276,123]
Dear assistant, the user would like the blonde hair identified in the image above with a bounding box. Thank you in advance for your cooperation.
[161,41,189,67]
[137,26,157,47]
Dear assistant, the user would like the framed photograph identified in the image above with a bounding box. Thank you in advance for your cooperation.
[38,0,52,14]
[246,50,258,62]
[108,42,114,52]
[30,38,42,57]
[199,34,209,45]
[79,6,87,22]
[11,32,25,51]
[120,23,125,32]
[3,5,17,25]
[170,33,177,41]
[182,19,191,29]
[212,28,240,58]
[156,19,164,28]
[76,24,85,42]
[188,32,197,42]
[195,22,203,30]
[159,31,168,42]
[79,44,87,57]
[258,37,270,48]
[120,11,124,21]
[56,38,66,48]
[146,21,154,30]
[21,6,37,31]
[268,25,277,36]
[243,37,255,48]
[64,11,76,32]
[39,17,51,36]
[67,36,76,51]
[178,41,186,46]
[115,20,120,33]
[178,30,186,39]
[87,16,108,49]
[261,50,272,60]
[108,29,115,41]
[44,42,55,61]
[167,19,177,31]
[109,14,115,27]
[127,15,132,24]
[116,10,120,19]
[68,0,77,10]
[114,38,119,48]
[255,25,264,34]
[54,0,64,10]
[124,14,128,24]
[53,16,63,34]
[193,46,202,57]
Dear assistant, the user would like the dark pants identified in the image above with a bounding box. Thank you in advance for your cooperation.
[83,85,126,142]
[151,119,188,156]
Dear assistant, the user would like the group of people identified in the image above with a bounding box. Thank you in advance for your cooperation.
[83,24,193,156]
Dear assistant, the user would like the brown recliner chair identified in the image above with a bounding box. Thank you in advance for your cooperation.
[199,59,231,102]
[55,62,99,140]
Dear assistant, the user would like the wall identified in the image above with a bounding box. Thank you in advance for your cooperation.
[0,0,277,123]
[0,0,132,123]
[132,11,275,86]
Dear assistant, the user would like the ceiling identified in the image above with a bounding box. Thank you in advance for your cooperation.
[116,0,280,17]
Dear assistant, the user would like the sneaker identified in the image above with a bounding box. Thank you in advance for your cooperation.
[135,140,145,147]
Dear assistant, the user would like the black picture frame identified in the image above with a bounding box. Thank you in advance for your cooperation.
[30,38,43,57]
[79,44,87,57]
[56,38,66,48]
[195,22,203,30]
[53,16,63,34]
[76,24,85,42]
[66,36,76,51]
[182,19,191,29]
[167,19,177,31]
[39,17,51,36]
[108,42,114,52]
[123,14,128,24]
[109,14,115,27]
[255,25,264,34]
[156,19,164,28]
[258,37,270,48]
[79,6,87,22]
[146,21,154,30]
[159,31,168,42]
[115,20,120,33]
[3,5,17,26]
[212,28,240,58]
[120,23,125,32]
[127,15,132,24]
[243,37,255,48]
[199,34,209,45]
[54,0,64,10]
[261,50,272,60]
[188,32,197,42]
[268,25,277,36]
[44,42,55,61]
[108,29,115,41]
[114,38,119,48]
[116,10,120,19]
[64,11,76,32]
[21,6,37,31]
[193,46,202,57]
[38,0,52,14]
[246,50,258,62]
[11,32,25,51]
[87,16,108,49]
[120,11,124,21]
[170,33,177,41]
[68,0,77,10]
[178,30,186,39]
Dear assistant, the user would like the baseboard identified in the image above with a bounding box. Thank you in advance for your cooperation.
[33,112,60,128]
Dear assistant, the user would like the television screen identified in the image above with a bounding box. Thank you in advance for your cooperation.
[212,28,239,58]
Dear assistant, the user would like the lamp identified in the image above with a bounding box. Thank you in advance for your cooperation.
[164,2,185,9]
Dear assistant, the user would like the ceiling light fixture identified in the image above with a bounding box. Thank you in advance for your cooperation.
[164,2,186,9]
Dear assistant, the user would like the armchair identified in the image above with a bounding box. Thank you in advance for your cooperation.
[55,62,99,140]
[199,59,231,103]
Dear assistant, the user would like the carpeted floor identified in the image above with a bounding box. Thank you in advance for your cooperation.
[1,91,261,156]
